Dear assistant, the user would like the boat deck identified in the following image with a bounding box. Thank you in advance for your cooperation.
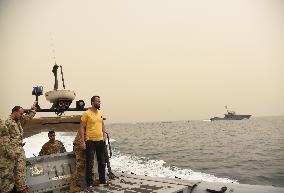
[26,152,197,193]
[26,152,284,193]
[83,173,197,193]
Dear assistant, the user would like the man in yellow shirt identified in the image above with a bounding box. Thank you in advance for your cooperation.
[79,96,107,187]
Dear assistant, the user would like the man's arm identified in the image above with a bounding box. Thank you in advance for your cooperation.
[0,121,16,160]
[79,121,87,150]
[38,144,46,156]
[0,136,15,159]
[102,120,106,141]
[21,101,37,125]
[60,142,67,153]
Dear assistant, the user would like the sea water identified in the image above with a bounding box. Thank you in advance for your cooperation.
[24,116,284,187]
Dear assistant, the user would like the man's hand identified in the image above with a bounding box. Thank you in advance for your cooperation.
[10,152,17,160]
[103,133,106,142]
[80,141,86,150]
[31,101,38,110]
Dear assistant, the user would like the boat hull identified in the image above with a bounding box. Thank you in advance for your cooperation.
[26,152,284,193]
[210,115,251,121]
[45,90,76,103]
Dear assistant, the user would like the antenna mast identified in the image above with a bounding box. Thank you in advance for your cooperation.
[49,33,57,64]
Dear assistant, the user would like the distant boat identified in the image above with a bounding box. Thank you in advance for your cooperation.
[210,106,251,121]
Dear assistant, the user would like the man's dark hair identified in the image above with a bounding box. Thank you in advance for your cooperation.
[12,106,22,113]
[91,95,100,103]
[48,131,55,135]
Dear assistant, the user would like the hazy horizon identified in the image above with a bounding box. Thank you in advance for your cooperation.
[1,0,284,123]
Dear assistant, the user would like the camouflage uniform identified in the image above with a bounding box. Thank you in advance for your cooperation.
[0,120,15,193]
[70,131,86,188]
[38,140,66,156]
[5,110,36,192]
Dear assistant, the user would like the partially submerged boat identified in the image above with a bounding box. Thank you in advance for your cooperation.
[210,106,251,121]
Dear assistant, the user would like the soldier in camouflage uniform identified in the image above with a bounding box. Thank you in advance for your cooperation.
[69,131,86,193]
[4,103,37,193]
[38,131,66,156]
[69,130,99,193]
[0,119,15,193]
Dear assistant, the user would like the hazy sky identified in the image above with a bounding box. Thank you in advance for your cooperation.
[1,0,284,123]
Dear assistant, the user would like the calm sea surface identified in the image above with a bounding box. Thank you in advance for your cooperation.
[106,116,284,187]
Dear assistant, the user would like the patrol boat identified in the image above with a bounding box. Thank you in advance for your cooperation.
[210,106,251,121]
[25,138,284,193]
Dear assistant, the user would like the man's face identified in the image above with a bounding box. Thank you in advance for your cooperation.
[48,133,56,142]
[92,97,101,109]
[14,108,24,120]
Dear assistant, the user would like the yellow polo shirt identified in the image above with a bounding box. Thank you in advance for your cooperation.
[81,109,104,141]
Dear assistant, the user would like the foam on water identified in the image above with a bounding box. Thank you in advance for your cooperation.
[110,151,238,184]
[24,132,237,184]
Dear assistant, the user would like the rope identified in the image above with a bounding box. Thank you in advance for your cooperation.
[60,65,66,89]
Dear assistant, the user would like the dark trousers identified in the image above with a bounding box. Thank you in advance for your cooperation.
[85,140,106,186]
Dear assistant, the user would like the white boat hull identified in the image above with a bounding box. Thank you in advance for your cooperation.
[45,90,76,103]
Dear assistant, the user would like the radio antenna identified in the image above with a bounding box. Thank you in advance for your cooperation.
[49,32,57,64]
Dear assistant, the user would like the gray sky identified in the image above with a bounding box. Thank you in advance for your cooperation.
[1,0,284,123]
